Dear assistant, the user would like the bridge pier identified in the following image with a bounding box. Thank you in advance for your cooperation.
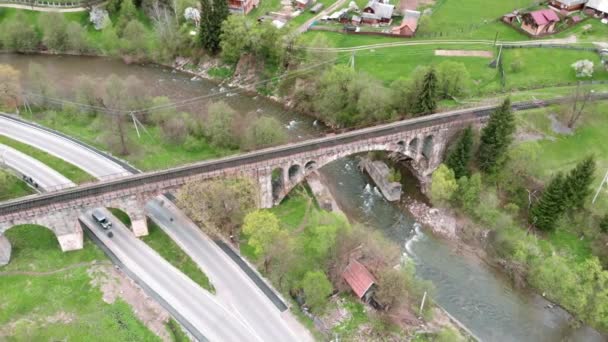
[0,234,11,266]
[109,196,149,236]
[259,171,273,209]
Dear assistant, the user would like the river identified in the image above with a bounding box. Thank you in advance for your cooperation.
[1,54,604,341]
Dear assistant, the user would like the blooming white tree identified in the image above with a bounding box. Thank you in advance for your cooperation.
[89,7,110,30]
[571,59,594,78]
[184,7,201,27]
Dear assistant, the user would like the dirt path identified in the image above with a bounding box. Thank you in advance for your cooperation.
[0,260,110,277]
[298,35,583,52]
[435,49,493,57]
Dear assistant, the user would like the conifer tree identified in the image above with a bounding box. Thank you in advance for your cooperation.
[199,0,230,54]
[414,68,437,115]
[530,173,566,231]
[199,0,213,51]
[564,156,596,211]
[477,98,515,174]
[445,126,474,179]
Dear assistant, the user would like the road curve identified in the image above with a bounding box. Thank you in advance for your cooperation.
[81,208,263,342]
[0,115,130,179]
[146,197,314,342]
[0,143,75,192]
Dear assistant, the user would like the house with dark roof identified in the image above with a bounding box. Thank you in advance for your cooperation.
[362,0,395,24]
[342,259,377,302]
[521,9,561,35]
[550,0,588,11]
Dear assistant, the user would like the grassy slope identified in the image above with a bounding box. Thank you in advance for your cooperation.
[30,112,234,171]
[0,225,159,340]
[0,134,94,184]
[107,208,214,292]
[514,102,608,262]
[0,169,34,201]
[141,220,215,293]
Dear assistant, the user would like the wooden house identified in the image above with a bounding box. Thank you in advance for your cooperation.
[228,0,259,14]
[362,0,394,24]
[391,17,418,36]
[549,0,588,11]
[521,9,560,35]
[342,259,377,303]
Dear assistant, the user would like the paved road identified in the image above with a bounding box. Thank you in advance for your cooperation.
[81,208,263,342]
[0,115,130,179]
[0,143,74,192]
[146,197,314,342]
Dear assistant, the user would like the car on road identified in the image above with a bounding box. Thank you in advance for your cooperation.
[92,210,113,237]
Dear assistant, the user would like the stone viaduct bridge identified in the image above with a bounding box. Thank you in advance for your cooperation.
[0,98,580,264]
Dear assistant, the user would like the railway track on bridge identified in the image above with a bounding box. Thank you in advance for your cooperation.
[1,94,607,216]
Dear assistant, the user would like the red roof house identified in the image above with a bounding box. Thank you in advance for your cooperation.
[391,17,418,37]
[522,9,561,36]
[342,259,377,301]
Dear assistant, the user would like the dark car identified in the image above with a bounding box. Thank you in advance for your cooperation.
[92,210,113,230]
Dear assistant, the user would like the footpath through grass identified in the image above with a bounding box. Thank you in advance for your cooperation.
[0,134,94,184]
[0,225,159,340]
[0,169,34,201]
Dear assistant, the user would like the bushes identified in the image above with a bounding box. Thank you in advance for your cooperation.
[0,14,40,52]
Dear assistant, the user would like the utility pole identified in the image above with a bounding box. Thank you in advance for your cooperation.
[493,31,499,47]
[349,52,355,70]
[592,168,608,204]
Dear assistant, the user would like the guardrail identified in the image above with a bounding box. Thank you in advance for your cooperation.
[1,94,608,216]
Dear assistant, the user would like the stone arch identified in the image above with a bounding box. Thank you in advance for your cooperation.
[288,164,302,182]
[305,160,317,171]
[106,196,149,237]
[408,137,419,154]
[421,135,434,161]
[0,220,82,266]
[269,145,432,207]
[397,140,406,150]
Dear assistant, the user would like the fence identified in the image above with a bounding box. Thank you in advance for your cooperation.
[0,0,104,8]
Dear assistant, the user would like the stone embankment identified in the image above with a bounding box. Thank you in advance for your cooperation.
[404,199,457,239]
[306,171,343,213]
[358,158,402,202]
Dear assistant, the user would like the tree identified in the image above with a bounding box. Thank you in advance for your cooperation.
[430,164,458,205]
[453,173,482,215]
[414,68,437,115]
[28,63,55,107]
[243,116,287,150]
[206,101,239,148]
[445,126,473,179]
[66,22,90,53]
[477,98,515,174]
[300,271,333,314]
[177,177,259,238]
[0,65,21,111]
[74,75,99,114]
[572,60,594,78]
[567,82,593,128]
[436,61,470,99]
[121,20,150,56]
[530,173,566,231]
[0,14,40,52]
[99,24,120,55]
[116,0,139,36]
[600,215,608,233]
[101,74,132,155]
[242,210,288,271]
[563,156,596,211]
[198,0,228,54]
[219,15,249,64]
[39,13,69,51]
[375,268,408,310]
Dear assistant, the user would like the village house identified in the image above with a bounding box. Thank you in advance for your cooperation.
[342,259,377,303]
[586,0,608,16]
[391,17,418,36]
[228,0,259,14]
[549,0,588,11]
[521,9,560,35]
[295,0,312,10]
[362,0,395,24]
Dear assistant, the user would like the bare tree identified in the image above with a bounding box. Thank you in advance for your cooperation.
[567,82,593,128]
[0,64,21,111]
